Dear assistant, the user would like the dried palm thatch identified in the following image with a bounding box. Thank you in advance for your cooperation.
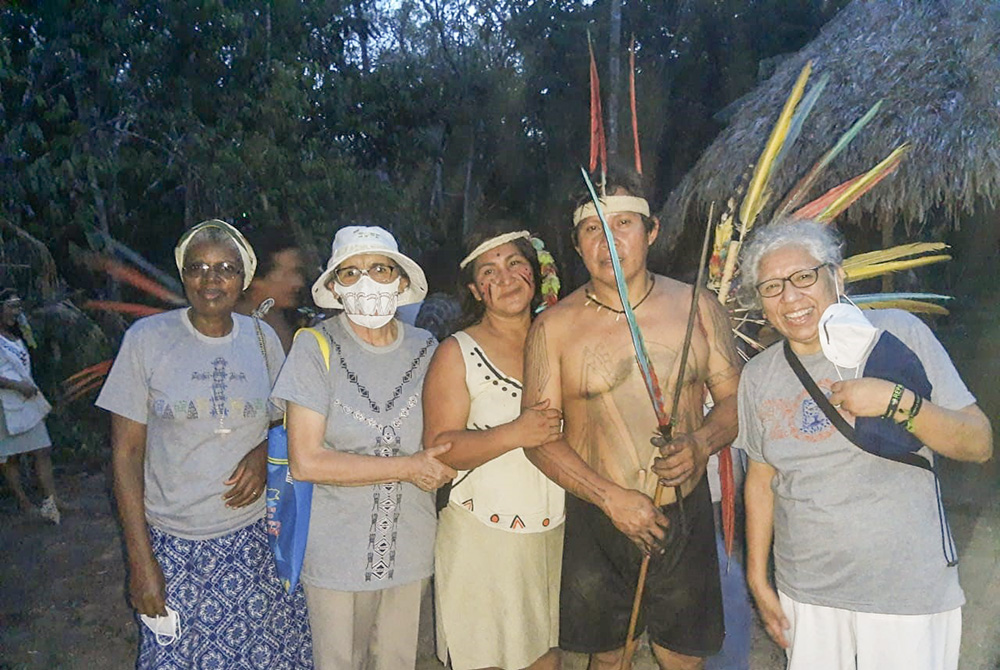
[661,0,1000,236]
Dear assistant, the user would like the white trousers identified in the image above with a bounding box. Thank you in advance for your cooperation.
[779,591,961,670]
[304,579,427,670]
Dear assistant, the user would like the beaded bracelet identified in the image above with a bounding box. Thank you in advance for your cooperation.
[882,383,905,419]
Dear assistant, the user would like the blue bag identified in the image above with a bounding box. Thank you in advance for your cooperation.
[254,320,330,593]
[854,331,932,459]
[265,422,313,593]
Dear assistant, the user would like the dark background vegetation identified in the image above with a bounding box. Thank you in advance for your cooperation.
[1,0,878,464]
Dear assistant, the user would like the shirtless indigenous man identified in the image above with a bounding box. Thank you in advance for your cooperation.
[522,169,742,670]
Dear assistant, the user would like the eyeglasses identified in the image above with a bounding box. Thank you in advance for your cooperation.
[334,263,399,286]
[182,261,244,281]
[755,264,830,298]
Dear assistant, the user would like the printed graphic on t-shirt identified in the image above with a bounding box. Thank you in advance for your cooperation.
[759,379,839,443]
[324,328,435,582]
[367,438,403,582]
[150,355,265,421]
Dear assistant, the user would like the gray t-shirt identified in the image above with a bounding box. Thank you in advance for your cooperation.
[270,314,438,592]
[96,309,284,540]
[736,309,975,614]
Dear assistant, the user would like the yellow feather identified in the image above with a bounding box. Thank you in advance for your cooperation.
[843,242,950,271]
[844,255,952,282]
[816,145,910,222]
[738,61,812,234]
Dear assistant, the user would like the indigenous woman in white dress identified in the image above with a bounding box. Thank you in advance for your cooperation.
[0,289,60,524]
[423,223,566,670]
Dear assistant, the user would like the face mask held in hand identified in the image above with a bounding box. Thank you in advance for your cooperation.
[139,606,182,646]
[819,300,879,374]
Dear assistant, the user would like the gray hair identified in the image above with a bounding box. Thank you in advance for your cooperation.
[182,226,240,263]
[737,219,844,309]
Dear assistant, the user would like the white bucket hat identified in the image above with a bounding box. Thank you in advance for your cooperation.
[312,226,427,309]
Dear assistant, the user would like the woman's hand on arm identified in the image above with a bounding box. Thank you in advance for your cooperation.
[745,458,789,649]
[422,337,562,471]
[286,402,457,487]
[223,440,267,508]
[404,442,456,492]
[111,413,167,617]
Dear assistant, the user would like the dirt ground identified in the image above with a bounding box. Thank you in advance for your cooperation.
[2,460,996,670]
[3,293,998,670]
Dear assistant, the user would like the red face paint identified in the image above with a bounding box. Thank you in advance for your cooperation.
[472,244,536,311]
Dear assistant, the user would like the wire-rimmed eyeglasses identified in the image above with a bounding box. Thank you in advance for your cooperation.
[334,263,399,286]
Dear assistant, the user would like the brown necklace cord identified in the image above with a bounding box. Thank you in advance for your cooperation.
[585,275,656,314]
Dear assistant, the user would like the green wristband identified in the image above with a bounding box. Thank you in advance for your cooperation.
[883,383,905,419]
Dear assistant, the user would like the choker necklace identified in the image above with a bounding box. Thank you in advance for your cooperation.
[585,276,655,321]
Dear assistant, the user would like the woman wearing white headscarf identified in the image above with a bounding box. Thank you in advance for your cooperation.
[97,219,313,669]
[271,225,455,670]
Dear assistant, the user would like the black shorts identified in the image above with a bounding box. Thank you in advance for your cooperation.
[559,476,723,657]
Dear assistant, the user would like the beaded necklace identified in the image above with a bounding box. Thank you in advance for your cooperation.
[584,275,656,322]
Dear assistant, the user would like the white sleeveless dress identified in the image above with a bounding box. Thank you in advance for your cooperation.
[434,331,565,669]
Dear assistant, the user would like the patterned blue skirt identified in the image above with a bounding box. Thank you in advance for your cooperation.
[138,518,313,670]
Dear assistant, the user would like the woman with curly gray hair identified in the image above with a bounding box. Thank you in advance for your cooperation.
[734,219,991,670]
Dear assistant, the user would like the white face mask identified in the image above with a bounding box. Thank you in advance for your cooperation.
[335,276,401,329]
[139,606,181,646]
[818,300,878,371]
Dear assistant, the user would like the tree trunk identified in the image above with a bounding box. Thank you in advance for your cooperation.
[354,0,370,72]
[607,0,622,163]
[462,129,476,237]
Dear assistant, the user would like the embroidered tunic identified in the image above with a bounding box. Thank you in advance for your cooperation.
[271,313,438,591]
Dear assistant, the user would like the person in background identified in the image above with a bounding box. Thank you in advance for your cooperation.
[414,243,463,341]
[272,225,455,670]
[737,220,992,670]
[97,219,313,669]
[423,223,565,670]
[0,289,60,524]
[236,235,307,352]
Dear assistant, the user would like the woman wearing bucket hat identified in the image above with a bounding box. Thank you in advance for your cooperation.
[97,219,313,669]
[271,225,456,670]
[422,222,565,670]
[735,219,992,670]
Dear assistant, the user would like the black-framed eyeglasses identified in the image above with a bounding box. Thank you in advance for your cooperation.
[334,263,399,286]
[755,264,830,298]
[182,261,244,281]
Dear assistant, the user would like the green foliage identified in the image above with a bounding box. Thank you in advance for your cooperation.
[0,0,848,464]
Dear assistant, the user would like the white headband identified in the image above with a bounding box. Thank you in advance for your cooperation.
[174,219,258,290]
[572,195,650,227]
[459,231,531,270]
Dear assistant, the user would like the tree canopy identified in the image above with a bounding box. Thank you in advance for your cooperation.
[1,0,848,296]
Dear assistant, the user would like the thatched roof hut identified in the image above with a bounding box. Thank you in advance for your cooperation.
[660,0,1000,241]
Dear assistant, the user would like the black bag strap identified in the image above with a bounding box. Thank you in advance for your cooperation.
[782,341,932,472]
